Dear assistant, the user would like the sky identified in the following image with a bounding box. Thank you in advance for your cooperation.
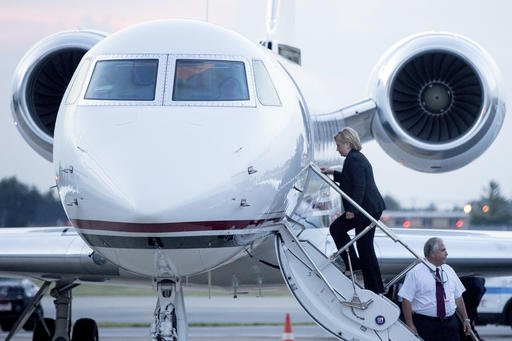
[1,0,511,209]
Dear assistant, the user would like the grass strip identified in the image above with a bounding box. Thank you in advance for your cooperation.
[67,284,291,297]
[97,322,316,328]
[189,322,316,327]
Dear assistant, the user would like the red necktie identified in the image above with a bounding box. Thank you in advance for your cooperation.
[436,268,446,318]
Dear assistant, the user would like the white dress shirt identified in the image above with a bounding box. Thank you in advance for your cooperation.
[398,261,465,317]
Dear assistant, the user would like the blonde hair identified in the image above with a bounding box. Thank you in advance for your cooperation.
[334,127,362,151]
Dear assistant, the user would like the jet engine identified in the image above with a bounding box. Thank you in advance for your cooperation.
[369,32,505,173]
[11,30,106,161]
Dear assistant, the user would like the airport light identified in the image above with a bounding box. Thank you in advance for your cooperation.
[463,204,472,214]
[402,220,411,228]
[482,204,490,213]
[455,219,464,228]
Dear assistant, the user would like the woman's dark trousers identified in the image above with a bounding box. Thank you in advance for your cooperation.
[329,212,384,294]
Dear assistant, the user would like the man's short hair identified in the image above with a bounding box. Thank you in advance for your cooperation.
[424,237,443,258]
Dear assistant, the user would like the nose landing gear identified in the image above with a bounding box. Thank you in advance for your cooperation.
[151,278,187,341]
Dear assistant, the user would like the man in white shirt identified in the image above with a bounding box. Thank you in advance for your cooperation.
[398,237,471,341]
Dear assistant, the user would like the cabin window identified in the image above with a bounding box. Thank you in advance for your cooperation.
[253,60,281,106]
[172,60,249,101]
[85,59,158,101]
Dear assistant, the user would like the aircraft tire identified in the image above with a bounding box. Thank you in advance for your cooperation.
[32,318,55,341]
[1,320,14,331]
[72,318,99,341]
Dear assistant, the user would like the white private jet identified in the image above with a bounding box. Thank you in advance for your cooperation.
[2,15,512,341]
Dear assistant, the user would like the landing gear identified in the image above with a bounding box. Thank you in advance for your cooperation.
[5,280,100,341]
[51,281,76,341]
[41,282,99,341]
[151,278,187,341]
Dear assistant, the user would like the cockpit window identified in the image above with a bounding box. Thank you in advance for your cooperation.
[85,59,158,101]
[253,60,281,106]
[172,60,249,101]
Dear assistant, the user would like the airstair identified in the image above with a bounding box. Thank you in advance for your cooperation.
[275,164,434,340]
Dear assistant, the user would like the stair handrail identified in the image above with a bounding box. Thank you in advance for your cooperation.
[280,215,377,313]
[280,216,345,300]
[308,163,435,274]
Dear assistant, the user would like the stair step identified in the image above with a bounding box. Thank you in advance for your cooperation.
[276,224,420,340]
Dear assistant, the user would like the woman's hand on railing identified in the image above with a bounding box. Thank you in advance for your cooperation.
[320,167,334,175]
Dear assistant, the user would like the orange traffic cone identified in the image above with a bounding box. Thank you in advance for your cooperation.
[282,313,294,341]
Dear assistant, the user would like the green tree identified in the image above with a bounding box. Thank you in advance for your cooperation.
[383,194,401,210]
[425,202,438,211]
[470,181,512,226]
[0,177,66,227]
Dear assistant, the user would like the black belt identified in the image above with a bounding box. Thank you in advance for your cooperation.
[413,313,455,322]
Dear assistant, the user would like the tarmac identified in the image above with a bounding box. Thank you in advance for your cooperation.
[1,295,512,340]
[3,325,512,340]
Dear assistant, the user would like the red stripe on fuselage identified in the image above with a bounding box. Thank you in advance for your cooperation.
[71,218,281,233]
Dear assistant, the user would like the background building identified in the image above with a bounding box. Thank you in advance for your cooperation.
[381,210,468,229]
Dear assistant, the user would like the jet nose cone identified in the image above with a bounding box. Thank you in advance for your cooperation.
[72,109,262,224]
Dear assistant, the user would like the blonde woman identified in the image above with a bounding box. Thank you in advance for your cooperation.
[321,127,385,294]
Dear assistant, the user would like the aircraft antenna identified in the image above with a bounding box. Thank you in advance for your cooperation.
[266,0,281,39]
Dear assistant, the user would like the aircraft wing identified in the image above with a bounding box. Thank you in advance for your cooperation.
[187,227,512,289]
[0,226,280,289]
[375,228,512,278]
[2,226,512,290]
[0,227,145,284]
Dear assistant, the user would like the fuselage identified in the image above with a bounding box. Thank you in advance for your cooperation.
[53,20,311,277]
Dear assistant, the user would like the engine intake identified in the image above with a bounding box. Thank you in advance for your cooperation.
[26,49,87,137]
[11,30,106,161]
[392,51,483,143]
[370,32,505,172]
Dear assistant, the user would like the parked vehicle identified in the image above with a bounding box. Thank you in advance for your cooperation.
[0,278,43,331]
[476,276,512,327]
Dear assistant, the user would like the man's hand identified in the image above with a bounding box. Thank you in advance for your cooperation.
[455,296,471,335]
[406,322,418,337]
[346,211,355,219]
[463,319,471,334]
[401,299,417,336]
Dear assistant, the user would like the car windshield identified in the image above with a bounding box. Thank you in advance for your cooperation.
[0,278,21,286]
[85,59,158,101]
[172,59,249,101]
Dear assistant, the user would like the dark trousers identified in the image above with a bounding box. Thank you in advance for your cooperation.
[329,212,384,294]
[413,314,459,341]
[459,276,485,340]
